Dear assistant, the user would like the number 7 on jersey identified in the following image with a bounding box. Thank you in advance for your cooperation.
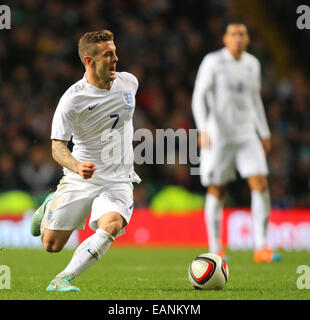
[110,114,119,130]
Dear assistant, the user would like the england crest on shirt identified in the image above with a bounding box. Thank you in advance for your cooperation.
[122,92,134,106]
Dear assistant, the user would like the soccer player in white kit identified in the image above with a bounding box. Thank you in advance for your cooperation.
[30,30,141,291]
[192,23,281,262]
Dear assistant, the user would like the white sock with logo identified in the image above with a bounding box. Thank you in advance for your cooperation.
[57,228,114,279]
[205,193,224,253]
[251,189,270,250]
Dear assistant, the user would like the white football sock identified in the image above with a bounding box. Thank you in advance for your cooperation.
[251,189,270,250]
[57,228,114,279]
[204,193,224,253]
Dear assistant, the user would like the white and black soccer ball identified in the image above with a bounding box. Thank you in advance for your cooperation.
[188,253,229,290]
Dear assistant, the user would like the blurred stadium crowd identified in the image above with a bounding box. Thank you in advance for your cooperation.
[0,0,309,208]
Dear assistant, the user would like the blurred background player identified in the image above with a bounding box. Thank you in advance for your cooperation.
[192,23,281,262]
[30,30,141,291]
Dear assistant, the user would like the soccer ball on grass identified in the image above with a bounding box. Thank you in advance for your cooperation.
[188,252,229,290]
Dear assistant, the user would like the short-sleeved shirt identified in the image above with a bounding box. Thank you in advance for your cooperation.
[51,72,141,184]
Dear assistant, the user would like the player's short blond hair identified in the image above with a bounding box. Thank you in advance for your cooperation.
[78,30,114,65]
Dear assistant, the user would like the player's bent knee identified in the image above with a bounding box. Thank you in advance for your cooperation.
[43,240,64,253]
[248,175,268,192]
[253,184,268,192]
[41,229,73,253]
[97,212,127,237]
[101,221,123,237]
[98,219,126,237]
[42,234,65,252]
[207,185,226,198]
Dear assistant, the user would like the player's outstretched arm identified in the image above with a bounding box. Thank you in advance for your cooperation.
[52,139,96,179]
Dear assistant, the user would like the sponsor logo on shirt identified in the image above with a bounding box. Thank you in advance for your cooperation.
[88,103,100,111]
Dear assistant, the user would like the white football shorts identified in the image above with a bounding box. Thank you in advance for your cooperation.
[45,172,134,236]
[200,136,268,187]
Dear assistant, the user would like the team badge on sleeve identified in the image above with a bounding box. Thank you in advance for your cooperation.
[122,92,134,106]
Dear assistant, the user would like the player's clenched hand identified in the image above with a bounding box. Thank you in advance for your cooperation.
[77,161,97,179]
[198,131,210,149]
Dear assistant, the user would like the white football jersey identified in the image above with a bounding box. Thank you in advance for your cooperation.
[192,47,271,141]
[51,72,141,184]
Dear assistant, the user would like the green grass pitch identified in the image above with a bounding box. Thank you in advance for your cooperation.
[0,247,309,300]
